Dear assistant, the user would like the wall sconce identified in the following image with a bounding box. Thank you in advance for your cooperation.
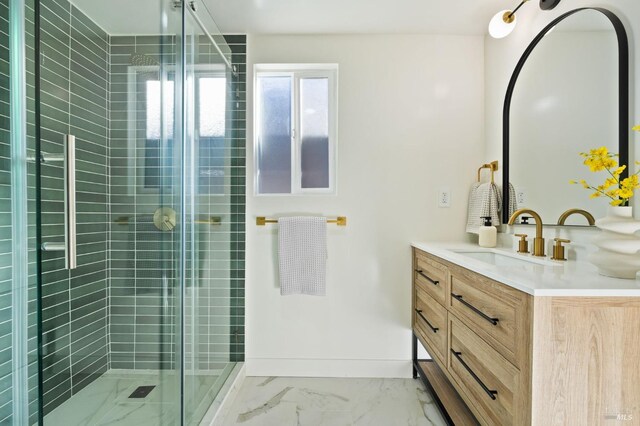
[488,0,562,38]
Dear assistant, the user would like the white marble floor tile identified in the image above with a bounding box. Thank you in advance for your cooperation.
[283,386,352,412]
[95,402,178,426]
[219,377,447,426]
[297,410,353,426]
[234,401,299,426]
[43,369,228,426]
[351,398,433,426]
[45,376,139,426]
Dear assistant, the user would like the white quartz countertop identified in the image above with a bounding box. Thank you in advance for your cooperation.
[412,242,640,297]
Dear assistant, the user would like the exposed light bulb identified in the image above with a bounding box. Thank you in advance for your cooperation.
[489,10,517,38]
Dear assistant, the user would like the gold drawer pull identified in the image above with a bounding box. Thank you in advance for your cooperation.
[451,349,498,400]
[415,309,438,333]
[415,269,439,286]
[451,293,499,326]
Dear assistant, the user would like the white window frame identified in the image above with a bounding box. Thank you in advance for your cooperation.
[254,63,338,195]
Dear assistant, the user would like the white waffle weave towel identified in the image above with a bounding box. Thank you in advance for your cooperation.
[466,182,502,234]
[278,216,327,296]
[505,183,518,221]
[466,182,519,234]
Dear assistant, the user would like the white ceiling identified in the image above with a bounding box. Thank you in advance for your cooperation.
[71,0,516,35]
[202,0,511,35]
[71,0,613,36]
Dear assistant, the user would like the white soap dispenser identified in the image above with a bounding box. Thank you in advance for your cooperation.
[478,216,497,248]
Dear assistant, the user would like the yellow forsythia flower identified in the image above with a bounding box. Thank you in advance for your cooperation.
[606,177,617,187]
[621,174,639,191]
[619,189,634,199]
[613,165,627,176]
[604,157,618,169]
[593,146,609,157]
[608,187,620,195]
[572,124,639,206]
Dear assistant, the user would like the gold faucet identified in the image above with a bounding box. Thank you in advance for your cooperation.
[508,208,545,257]
[557,208,595,226]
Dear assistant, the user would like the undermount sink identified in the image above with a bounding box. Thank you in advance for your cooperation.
[452,249,561,268]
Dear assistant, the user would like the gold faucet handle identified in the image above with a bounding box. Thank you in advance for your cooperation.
[514,234,529,254]
[551,238,571,261]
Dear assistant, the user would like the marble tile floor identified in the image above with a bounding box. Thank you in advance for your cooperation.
[216,376,447,426]
[45,367,231,426]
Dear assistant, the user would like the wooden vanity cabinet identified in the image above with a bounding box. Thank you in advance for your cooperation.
[412,247,640,426]
[412,248,533,425]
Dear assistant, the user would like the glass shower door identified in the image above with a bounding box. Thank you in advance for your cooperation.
[29,0,240,424]
[37,0,182,423]
[3,0,38,423]
[182,4,237,424]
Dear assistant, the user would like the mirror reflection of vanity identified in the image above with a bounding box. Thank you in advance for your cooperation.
[503,8,629,226]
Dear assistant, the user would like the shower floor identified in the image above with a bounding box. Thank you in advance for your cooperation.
[44,365,235,426]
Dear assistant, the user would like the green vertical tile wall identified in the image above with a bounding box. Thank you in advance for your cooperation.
[109,34,246,371]
[225,35,246,363]
[108,35,179,370]
[39,0,109,415]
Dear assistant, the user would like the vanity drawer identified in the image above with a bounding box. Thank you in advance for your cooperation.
[448,264,531,368]
[448,316,522,426]
[414,285,448,363]
[414,250,448,305]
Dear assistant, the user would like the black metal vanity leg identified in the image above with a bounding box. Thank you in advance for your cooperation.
[412,332,418,379]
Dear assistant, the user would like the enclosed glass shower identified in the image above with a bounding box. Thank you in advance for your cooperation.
[3,0,245,424]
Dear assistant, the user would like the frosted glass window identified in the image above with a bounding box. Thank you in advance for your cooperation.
[300,78,329,189]
[199,77,226,137]
[255,65,337,194]
[256,76,293,194]
[146,80,174,139]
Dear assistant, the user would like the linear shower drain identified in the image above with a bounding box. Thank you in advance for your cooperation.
[129,385,156,398]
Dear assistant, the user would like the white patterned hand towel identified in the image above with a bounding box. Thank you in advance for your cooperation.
[504,183,518,220]
[278,216,327,296]
[466,182,502,234]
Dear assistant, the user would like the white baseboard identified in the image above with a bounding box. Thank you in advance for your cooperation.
[245,359,413,378]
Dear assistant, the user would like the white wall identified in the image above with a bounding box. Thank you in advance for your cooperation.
[485,0,639,217]
[246,34,484,377]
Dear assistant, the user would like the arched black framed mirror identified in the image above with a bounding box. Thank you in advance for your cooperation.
[502,7,629,225]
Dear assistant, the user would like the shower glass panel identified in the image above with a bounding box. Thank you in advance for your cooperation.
[36,0,181,423]
[4,0,38,423]
[183,4,236,424]
[37,0,113,418]
[30,0,240,425]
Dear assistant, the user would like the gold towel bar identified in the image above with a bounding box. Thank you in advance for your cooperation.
[256,216,347,226]
[114,216,222,226]
[477,160,499,183]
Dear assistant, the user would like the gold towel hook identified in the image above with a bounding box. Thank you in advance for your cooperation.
[477,161,499,183]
